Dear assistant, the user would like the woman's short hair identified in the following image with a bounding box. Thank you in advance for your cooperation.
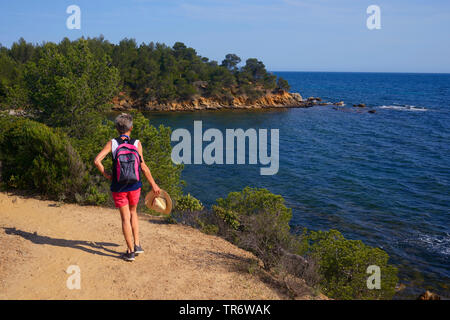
[115,113,133,134]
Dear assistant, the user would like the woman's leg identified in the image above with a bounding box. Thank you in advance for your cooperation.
[129,204,140,246]
[119,205,134,252]
[128,188,141,247]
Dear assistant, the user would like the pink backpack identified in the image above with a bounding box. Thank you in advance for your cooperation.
[112,137,141,184]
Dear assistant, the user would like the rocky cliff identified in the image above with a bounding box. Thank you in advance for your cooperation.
[111,90,328,112]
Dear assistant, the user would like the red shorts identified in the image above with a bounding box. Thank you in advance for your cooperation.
[112,188,141,208]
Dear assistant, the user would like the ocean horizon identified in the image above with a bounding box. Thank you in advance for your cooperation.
[272,71,450,75]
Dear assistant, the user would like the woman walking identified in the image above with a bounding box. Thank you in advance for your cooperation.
[94,113,161,261]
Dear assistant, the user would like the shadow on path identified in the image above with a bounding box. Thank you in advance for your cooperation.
[3,227,121,259]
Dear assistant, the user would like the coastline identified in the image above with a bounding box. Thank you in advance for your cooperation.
[111,90,340,112]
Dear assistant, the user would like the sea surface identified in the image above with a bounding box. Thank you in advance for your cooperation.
[143,72,450,298]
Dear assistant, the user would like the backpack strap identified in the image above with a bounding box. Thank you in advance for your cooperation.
[112,137,129,159]
[113,137,141,158]
[131,139,142,162]
[111,138,119,157]
[115,137,137,145]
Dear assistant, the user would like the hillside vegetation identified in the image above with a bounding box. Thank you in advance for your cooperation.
[0,36,290,111]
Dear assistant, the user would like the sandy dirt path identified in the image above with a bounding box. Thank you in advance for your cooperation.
[0,192,290,300]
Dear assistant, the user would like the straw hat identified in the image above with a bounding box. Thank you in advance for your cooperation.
[145,189,172,215]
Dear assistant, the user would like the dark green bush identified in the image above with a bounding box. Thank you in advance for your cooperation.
[299,229,399,300]
[196,218,219,235]
[277,77,290,91]
[170,208,223,235]
[212,205,240,230]
[214,187,292,269]
[237,210,292,270]
[83,185,109,206]
[216,186,292,226]
[22,39,120,137]
[175,193,204,212]
[0,118,88,201]
[70,119,116,172]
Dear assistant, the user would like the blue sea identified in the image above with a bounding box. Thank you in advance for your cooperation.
[144,72,450,298]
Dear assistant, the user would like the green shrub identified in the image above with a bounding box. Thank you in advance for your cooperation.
[216,187,292,226]
[276,77,290,91]
[196,218,219,235]
[0,114,15,140]
[299,229,399,300]
[215,187,292,269]
[22,39,120,138]
[212,205,240,230]
[70,119,116,167]
[175,193,204,212]
[0,118,88,202]
[237,210,292,270]
[83,185,109,205]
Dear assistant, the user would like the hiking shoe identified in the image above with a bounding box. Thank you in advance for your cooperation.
[134,244,144,255]
[122,251,135,261]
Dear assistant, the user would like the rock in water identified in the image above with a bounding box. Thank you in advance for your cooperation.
[291,93,303,102]
[417,290,441,300]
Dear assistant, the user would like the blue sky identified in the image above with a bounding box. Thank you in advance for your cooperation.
[1,0,449,73]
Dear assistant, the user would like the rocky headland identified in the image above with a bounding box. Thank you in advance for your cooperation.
[111,90,339,112]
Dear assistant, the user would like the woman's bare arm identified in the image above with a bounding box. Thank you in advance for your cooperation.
[137,141,161,196]
[94,141,112,181]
